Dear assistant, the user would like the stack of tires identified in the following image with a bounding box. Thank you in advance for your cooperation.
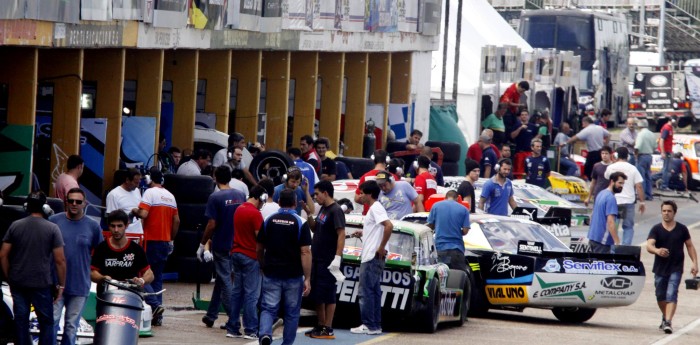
[163,174,216,283]
[425,141,462,177]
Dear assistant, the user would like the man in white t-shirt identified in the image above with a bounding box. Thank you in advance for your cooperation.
[350,180,393,335]
[604,147,645,245]
[106,168,144,234]
[258,178,280,220]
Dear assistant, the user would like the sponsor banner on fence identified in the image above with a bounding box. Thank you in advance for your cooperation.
[340,0,366,32]
[25,0,80,23]
[81,0,112,21]
[312,0,341,31]
[227,0,262,31]
[336,265,414,310]
[137,22,211,48]
[0,124,33,197]
[281,0,312,31]
[153,0,188,28]
[79,119,107,207]
[0,19,53,46]
[485,285,529,305]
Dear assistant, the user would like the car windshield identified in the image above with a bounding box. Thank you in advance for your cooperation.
[345,227,414,262]
[477,221,571,254]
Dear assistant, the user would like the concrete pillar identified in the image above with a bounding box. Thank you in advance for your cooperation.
[317,52,345,151]
[391,52,412,104]
[343,53,369,157]
[367,53,392,146]
[290,52,318,146]
[261,51,291,150]
[125,49,165,153]
[0,47,38,126]
[83,49,126,192]
[231,50,262,143]
[163,50,199,151]
[38,49,84,196]
[199,50,232,133]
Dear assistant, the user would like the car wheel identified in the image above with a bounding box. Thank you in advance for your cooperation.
[445,269,469,326]
[468,272,489,317]
[420,277,440,333]
[552,307,597,323]
[248,150,294,186]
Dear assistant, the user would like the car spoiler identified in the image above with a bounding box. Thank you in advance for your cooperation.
[511,206,572,227]
[535,246,641,262]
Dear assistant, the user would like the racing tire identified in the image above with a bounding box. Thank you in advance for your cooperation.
[445,270,469,326]
[552,307,597,323]
[468,273,489,317]
[163,174,215,204]
[248,150,294,186]
[419,277,440,333]
[425,141,461,163]
[173,229,202,258]
[178,203,208,231]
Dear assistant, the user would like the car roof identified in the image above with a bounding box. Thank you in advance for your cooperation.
[401,211,533,225]
[345,214,433,237]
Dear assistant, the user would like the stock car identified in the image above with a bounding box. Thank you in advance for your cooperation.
[400,213,645,323]
[336,215,470,333]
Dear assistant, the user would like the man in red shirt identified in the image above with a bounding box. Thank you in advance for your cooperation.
[227,185,266,339]
[354,150,399,215]
[500,81,529,115]
[414,156,437,210]
[659,117,676,190]
[301,135,322,173]
[467,129,501,162]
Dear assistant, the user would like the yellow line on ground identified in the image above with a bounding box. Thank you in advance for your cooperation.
[356,332,399,345]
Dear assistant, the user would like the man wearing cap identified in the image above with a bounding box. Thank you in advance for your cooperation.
[659,117,677,191]
[479,135,498,178]
[458,159,480,214]
[635,119,656,200]
[375,171,423,220]
[136,168,180,326]
[354,150,399,215]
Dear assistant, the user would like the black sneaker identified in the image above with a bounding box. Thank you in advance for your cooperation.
[260,335,272,345]
[664,321,673,334]
[659,318,666,330]
[220,324,226,330]
[310,326,336,339]
[152,306,165,319]
[305,325,322,337]
[202,315,215,328]
[152,317,163,327]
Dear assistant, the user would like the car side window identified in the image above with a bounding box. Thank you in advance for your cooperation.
[421,233,438,265]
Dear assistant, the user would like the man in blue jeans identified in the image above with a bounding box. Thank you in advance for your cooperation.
[227,185,266,339]
[0,192,67,345]
[351,180,393,335]
[427,190,470,271]
[198,166,246,328]
[50,188,103,345]
[257,188,312,345]
[646,200,698,334]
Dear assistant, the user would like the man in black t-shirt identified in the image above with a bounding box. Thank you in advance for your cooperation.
[302,180,346,339]
[457,159,479,214]
[257,189,312,345]
[646,200,698,334]
[315,138,337,182]
[91,210,153,293]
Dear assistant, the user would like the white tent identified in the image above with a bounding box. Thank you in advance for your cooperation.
[429,0,533,145]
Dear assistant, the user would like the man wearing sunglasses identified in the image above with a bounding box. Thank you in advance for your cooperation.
[49,188,103,345]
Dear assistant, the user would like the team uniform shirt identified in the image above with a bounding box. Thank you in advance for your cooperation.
[106,186,142,214]
[205,189,246,253]
[257,208,312,279]
[232,202,264,259]
[457,181,476,214]
[355,169,399,215]
[405,161,445,187]
[427,200,470,253]
[587,189,618,245]
[499,83,521,114]
[2,217,64,288]
[512,120,537,153]
[272,184,306,215]
[54,173,79,202]
[139,186,178,242]
[467,143,501,163]
[660,123,674,154]
[90,240,150,292]
[379,180,418,220]
[576,124,610,151]
[361,202,390,263]
[525,155,550,188]
[414,171,437,209]
[480,177,513,216]
[604,161,643,205]
[648,222,691,275]
[480,146,498,178]
[294,158,319,195]
[590,162,611,199]
[311,203,346,263]
[320,157,337,179]
[302,148,322,173]
[49,213,103,296]
[176,159,201,176]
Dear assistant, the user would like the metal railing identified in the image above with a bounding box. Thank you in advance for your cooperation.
[669,0,700,26]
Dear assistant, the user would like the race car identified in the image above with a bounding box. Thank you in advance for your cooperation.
[400,213,645,323]
[336,215,470,333]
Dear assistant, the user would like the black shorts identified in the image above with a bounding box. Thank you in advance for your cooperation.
[310,261,337,304]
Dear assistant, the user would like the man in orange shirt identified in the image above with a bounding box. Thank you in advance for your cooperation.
[414,156,437,210]
[136,168,179,326]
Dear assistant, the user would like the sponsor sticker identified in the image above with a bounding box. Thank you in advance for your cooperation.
[542,259,561,273]
[562,260,639,275]
[485,285,529,304]
[491,253,529,278]
[532,274,586,302]
[518,241,543,255]
[336,265,413,310]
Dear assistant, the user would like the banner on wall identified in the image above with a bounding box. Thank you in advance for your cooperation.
[0,0,24,19]
[81,0,112,21]
[25,0,80,23]
[261,0,282,33]
[0,124,33,197]
[227,0,262,31]
[365,0,397,33]
[420,0,441,36]
[113,0,147,21]
[190,0,227,30]
[340,0,366,32]
[398,0,420,33]
[281,0,311,31]
[79,119,108,207]
[313,0,341,31]
[153,0,188,28]
[121,116,157,168]
[388,103,412,142]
